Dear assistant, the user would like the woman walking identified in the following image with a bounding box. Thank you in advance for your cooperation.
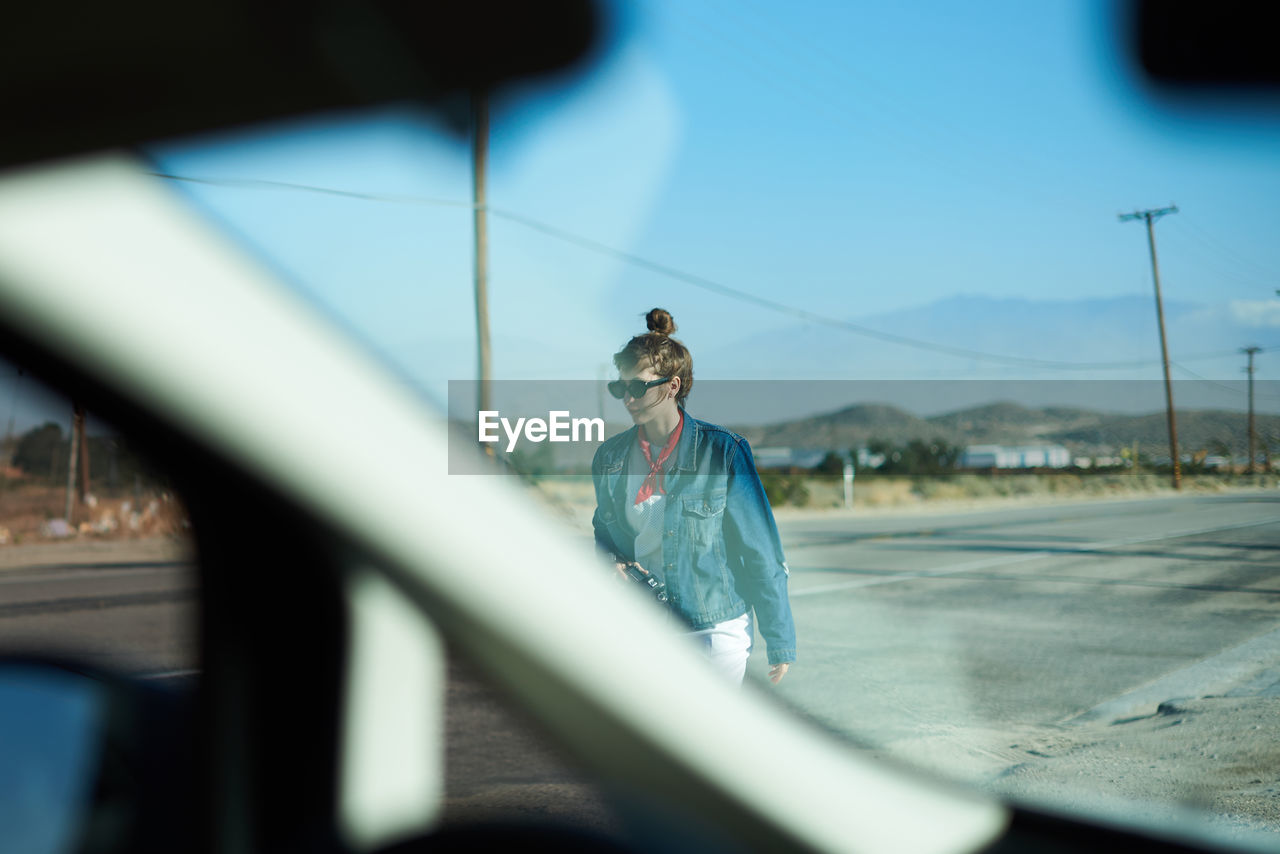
[592,309,796,684]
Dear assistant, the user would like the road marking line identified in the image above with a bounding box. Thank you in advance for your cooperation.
[791,516,1280,598]
[1083,516,1280,551]
[793,552,1053,597]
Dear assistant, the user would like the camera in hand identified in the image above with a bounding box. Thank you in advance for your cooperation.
[624,563,668,604]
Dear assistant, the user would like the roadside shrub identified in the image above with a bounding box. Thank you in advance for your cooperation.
[761,472,810,507]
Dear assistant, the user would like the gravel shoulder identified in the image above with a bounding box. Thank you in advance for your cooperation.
[878,692,1280,844]
[994,696,1280,841]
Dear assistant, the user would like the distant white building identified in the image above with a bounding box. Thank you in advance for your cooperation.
[960,444,1072,470]
[753,447,887,471]
[753,447,831,469]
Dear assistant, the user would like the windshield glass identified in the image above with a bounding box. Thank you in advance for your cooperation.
[148,0,1280,841]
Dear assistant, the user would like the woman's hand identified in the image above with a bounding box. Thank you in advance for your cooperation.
[615,560,645,581]
[768,662,790,684]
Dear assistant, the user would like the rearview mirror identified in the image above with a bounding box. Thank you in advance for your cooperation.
[0,659,195,854]
[0,662,105,853]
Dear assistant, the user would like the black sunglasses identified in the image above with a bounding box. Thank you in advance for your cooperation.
[607,376,672,400]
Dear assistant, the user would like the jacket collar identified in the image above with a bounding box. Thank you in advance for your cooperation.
[607,409,701,472]
[672,409,699,472]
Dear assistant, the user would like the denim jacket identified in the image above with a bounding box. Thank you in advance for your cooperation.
[591,412,797,665]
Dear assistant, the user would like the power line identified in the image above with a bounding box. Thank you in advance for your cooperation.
[1171,362,1248,395]
[1171,357,1280,403]
[1173,254,1279,292]
[1168,214,1279,285]
[488,207,1184,370]
[152,172,1227,372]
[683,1,1280,311]
[1180,348,1280,363]
[149,173,472,209]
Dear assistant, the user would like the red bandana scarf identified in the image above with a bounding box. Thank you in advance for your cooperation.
[634,410,684,505]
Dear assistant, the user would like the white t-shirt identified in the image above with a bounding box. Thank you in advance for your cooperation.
[622,433,754,681]
[623,434,674,584]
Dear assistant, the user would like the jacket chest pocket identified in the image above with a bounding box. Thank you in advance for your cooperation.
[682,492,726,548]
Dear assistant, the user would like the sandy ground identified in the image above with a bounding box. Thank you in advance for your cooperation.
[876,696,1280,845]
[997,697,1280,834]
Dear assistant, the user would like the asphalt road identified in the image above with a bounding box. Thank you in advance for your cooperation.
[444,488,1280,832]
[0,539,196,674]
[765,489,1280,833]
[770,491,1280,732]
[4,491,1279,834]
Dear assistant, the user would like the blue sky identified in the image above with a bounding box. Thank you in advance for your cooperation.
[146,0,1280,408]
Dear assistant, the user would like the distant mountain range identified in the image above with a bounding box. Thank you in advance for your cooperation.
[732,401,1280,455]
[697,294,1280,384]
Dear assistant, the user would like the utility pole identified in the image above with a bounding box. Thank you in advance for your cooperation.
[64,404,84,523]
[1120,205,1181,490]
[472,90,492,424]
[77,406,89,504]
[1,368,21,497]
[1243,346,1261,474]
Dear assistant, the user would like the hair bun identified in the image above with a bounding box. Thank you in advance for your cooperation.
[646,308,676,336]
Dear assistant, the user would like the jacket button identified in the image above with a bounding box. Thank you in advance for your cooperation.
[666,530,674,536]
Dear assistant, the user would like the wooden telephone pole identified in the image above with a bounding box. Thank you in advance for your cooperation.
[1243,346,1261,474]
[64,403,88,522]
[472,91,492,422]
[1120,205,1180,489]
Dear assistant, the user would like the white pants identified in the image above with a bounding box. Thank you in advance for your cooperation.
[687,612,753,684]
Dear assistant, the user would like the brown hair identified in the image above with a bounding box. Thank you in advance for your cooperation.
[613,308,693,404]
